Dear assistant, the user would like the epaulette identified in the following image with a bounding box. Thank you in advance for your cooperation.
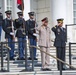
[41,25,44,27]
[41,25,45,28]
[54,25,57,29]
[15,19,18,22]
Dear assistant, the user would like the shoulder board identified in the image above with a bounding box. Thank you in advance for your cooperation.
[54,25,57,29]
[15,19,18,22]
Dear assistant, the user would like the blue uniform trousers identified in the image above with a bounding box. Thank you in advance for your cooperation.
[0,26,2,41]
[29,38,36,58]
[18,37,26,58]
[8,38,15,58]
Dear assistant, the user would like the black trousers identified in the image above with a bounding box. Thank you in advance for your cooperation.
[56,47,65,70]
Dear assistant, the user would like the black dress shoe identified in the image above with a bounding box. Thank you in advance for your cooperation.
[34,58,38,60]
[62,68,68,70]
[6,57,15,60]
[41,68,47,71]
[17,57,25,60]
[10,58,15,60]
[28,57,32,60]
[46,68,51,71]
[20,57,25,60]
[17,58,20,60]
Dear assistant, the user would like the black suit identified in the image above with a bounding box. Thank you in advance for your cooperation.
[52,25,66,70]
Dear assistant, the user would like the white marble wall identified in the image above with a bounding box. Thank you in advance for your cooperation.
[51,0,75,42]
[38,0,51,26]
[31,0,52,26]
[0,0,3,13]
[1,0,7,41]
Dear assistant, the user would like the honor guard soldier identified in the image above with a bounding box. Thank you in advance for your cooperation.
[2,10,15,60]
[51,18,67,70]
[0,12,3,41]
[14,12,26,60]
[26,12,37,60]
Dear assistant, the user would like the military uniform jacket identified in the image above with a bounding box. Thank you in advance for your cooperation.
[0,14,3,26]
[36,25,51,47]
[14,18,26,38]
[52,25,66,47]
[26,19,36,39]
[2,18,13,39]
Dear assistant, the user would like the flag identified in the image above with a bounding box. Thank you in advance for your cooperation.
[17,0,24,11]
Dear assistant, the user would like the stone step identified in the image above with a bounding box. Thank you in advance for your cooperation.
[0,71,76,75]
[0,46,76,72]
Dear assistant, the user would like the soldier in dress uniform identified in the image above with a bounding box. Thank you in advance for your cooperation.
[36,17,51,71]
[14,12,26,60]
[51,18,67,70]
[26,12,37,60]
[0,12,3,41]
[2,10,15,60]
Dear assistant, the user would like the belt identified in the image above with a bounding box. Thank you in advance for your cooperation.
[17,28,26,35]
[7,27,12,29]
[17,28,25,30]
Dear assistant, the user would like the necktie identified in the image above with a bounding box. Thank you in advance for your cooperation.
[61,27,63,31]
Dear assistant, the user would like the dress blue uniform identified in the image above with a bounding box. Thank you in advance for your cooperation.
[26,12,37,60]
[0,12,3,41]
[52,18,67,70]
[2,10,15,60]
[14,12,26,60]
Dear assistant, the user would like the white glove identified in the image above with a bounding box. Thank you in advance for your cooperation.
[26,36,28,39]
[10,32,14,35]
[33,33,38,37]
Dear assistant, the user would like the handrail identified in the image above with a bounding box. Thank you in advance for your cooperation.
[29,45,76,70]
[3,45,11,50]
[0,42,11,72]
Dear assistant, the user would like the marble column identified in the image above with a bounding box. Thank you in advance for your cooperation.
[51,0,74,42]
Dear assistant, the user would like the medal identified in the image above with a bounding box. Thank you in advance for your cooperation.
[57,28,60,32]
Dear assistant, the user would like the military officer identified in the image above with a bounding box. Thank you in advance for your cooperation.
[51,18,67,70]
[2,10,15,60]
[36,17,51,71]
[14,12,26,60]
[0,12,3,41]
[26,12,37,60]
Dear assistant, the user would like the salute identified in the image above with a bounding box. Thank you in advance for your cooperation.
[51,18,67,70]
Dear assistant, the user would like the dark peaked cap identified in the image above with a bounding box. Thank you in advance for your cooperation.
[28,12,35,16]
[5,10,11,14]
[17,12,23,16]
[57,18,64,22]
[0,12,2,14]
